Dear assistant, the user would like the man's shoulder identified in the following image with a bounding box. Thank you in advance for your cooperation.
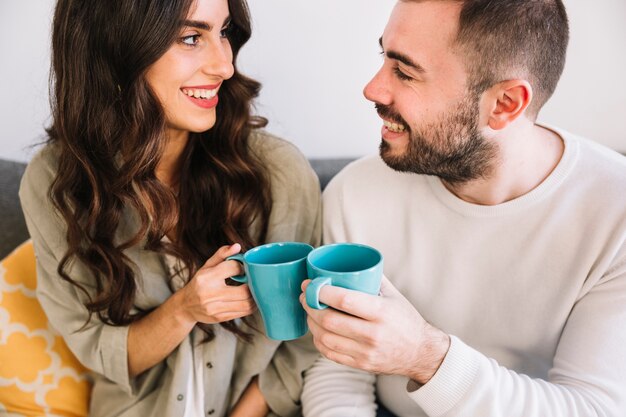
[324,154,422,201]
[564,130,626,182]
[553,129,626,218]
[328,154,393,185]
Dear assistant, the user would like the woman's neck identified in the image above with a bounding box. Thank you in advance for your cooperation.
[156,129,189,190]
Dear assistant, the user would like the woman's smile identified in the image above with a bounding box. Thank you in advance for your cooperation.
[181,83,221,109]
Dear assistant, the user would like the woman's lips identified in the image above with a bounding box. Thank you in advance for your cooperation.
[184,93,219,109]
[181,84,221,109]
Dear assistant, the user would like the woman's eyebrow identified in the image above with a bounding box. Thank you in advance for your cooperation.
[183,20,212,31]
[182,16,231,31]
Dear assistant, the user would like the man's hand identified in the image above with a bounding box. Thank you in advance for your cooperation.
[300,276,450,385]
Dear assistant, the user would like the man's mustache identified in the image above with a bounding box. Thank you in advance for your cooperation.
[375,103,409,130]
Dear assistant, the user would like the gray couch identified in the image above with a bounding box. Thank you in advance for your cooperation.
[0,157,353,259]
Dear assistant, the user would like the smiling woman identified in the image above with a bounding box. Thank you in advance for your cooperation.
[17,0,322,417]
[145,1,235,136]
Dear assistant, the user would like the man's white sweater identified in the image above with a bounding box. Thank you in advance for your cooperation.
[302,127,626,417]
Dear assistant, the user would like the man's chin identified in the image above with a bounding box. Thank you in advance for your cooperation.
[380,138,407,156]
[379,140,413,172]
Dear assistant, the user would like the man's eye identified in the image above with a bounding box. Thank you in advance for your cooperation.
[220,24,232,38]
[394,67,413,81]
[180,34,200,46]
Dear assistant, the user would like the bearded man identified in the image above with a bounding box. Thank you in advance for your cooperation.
[300,1,626,416]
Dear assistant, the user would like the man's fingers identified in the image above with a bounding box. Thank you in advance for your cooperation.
[307,319,360,367]
[305,284,383,321]
[378,275,400,297]
[302,297,376,343]
[307,312,373,351]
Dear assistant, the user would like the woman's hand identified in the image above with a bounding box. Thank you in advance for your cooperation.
[229,376,269,417]
[177,243,257,325]
[128,244,255,378]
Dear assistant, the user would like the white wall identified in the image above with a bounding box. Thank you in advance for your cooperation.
[0,0,55,162]
[1,0,624,162]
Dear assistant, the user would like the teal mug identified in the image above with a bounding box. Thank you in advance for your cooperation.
[306,243,383,310]
[228,242,313,340]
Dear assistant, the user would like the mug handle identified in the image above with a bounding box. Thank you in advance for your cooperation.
[226,254,247,283]
[306,277,332,310]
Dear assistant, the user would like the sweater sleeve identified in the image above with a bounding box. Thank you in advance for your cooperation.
[409,253,626,417]
[18,148,135,394]
[253,133,324,416]
[302,356,377,417]
[300,168,379,417]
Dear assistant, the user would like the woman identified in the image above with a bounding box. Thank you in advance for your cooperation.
[19,0,321,416]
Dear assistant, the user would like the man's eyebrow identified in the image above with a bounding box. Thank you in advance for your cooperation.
[182,16,231,31]
[379,36,426,74]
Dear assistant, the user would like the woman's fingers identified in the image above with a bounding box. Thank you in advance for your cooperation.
[218,284,254,302]
[195,259,245,287]
[196,298,257,323]
[182,247,258,323]
[202,243,242,268]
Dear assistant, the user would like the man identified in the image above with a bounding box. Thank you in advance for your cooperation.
[299,0,626,416]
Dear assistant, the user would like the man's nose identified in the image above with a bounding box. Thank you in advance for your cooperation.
[363,68,392,105]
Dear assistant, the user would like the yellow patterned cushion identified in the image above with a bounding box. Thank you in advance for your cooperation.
[0,241,91,416]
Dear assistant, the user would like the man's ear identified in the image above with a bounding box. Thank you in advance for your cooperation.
[484,79,533,130]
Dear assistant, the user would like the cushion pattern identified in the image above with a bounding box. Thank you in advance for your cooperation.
[0,241,91,416]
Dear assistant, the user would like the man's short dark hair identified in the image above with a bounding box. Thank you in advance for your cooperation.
[404,0,569,119]
[456,0,569,118]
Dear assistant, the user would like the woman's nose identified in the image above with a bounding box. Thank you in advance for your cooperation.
[202,40,235,80]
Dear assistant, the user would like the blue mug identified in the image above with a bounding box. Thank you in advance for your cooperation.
[228,242,313,340]
[306,243,383,310]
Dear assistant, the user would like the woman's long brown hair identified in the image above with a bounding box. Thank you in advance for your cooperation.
[47,0,271,341]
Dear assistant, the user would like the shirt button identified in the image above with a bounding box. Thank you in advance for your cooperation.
[207,410,215,415]
[177,394,184,401]
[206,362,213,369]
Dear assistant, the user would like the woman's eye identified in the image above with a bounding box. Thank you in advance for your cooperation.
[180,34,200,46]
[394,67,413,81]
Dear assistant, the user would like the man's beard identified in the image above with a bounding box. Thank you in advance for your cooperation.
[377,91,497,185]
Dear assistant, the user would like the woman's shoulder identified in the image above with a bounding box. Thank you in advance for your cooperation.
[18,143,67,250]
[248,129,316,183]
[249,129,308,163]
[20,143,61,199]
[249,131,322,245]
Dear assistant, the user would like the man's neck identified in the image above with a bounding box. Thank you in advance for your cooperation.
[442,122,564,206]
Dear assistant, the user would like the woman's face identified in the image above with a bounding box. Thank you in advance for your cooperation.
[146,0,234,138]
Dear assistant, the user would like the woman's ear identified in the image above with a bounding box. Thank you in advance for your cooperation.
[484,79,533,130]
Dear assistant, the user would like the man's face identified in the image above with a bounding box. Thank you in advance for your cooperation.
[364,1,496,183]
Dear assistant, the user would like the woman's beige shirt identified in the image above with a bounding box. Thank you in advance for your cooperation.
[19,131,322,417]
